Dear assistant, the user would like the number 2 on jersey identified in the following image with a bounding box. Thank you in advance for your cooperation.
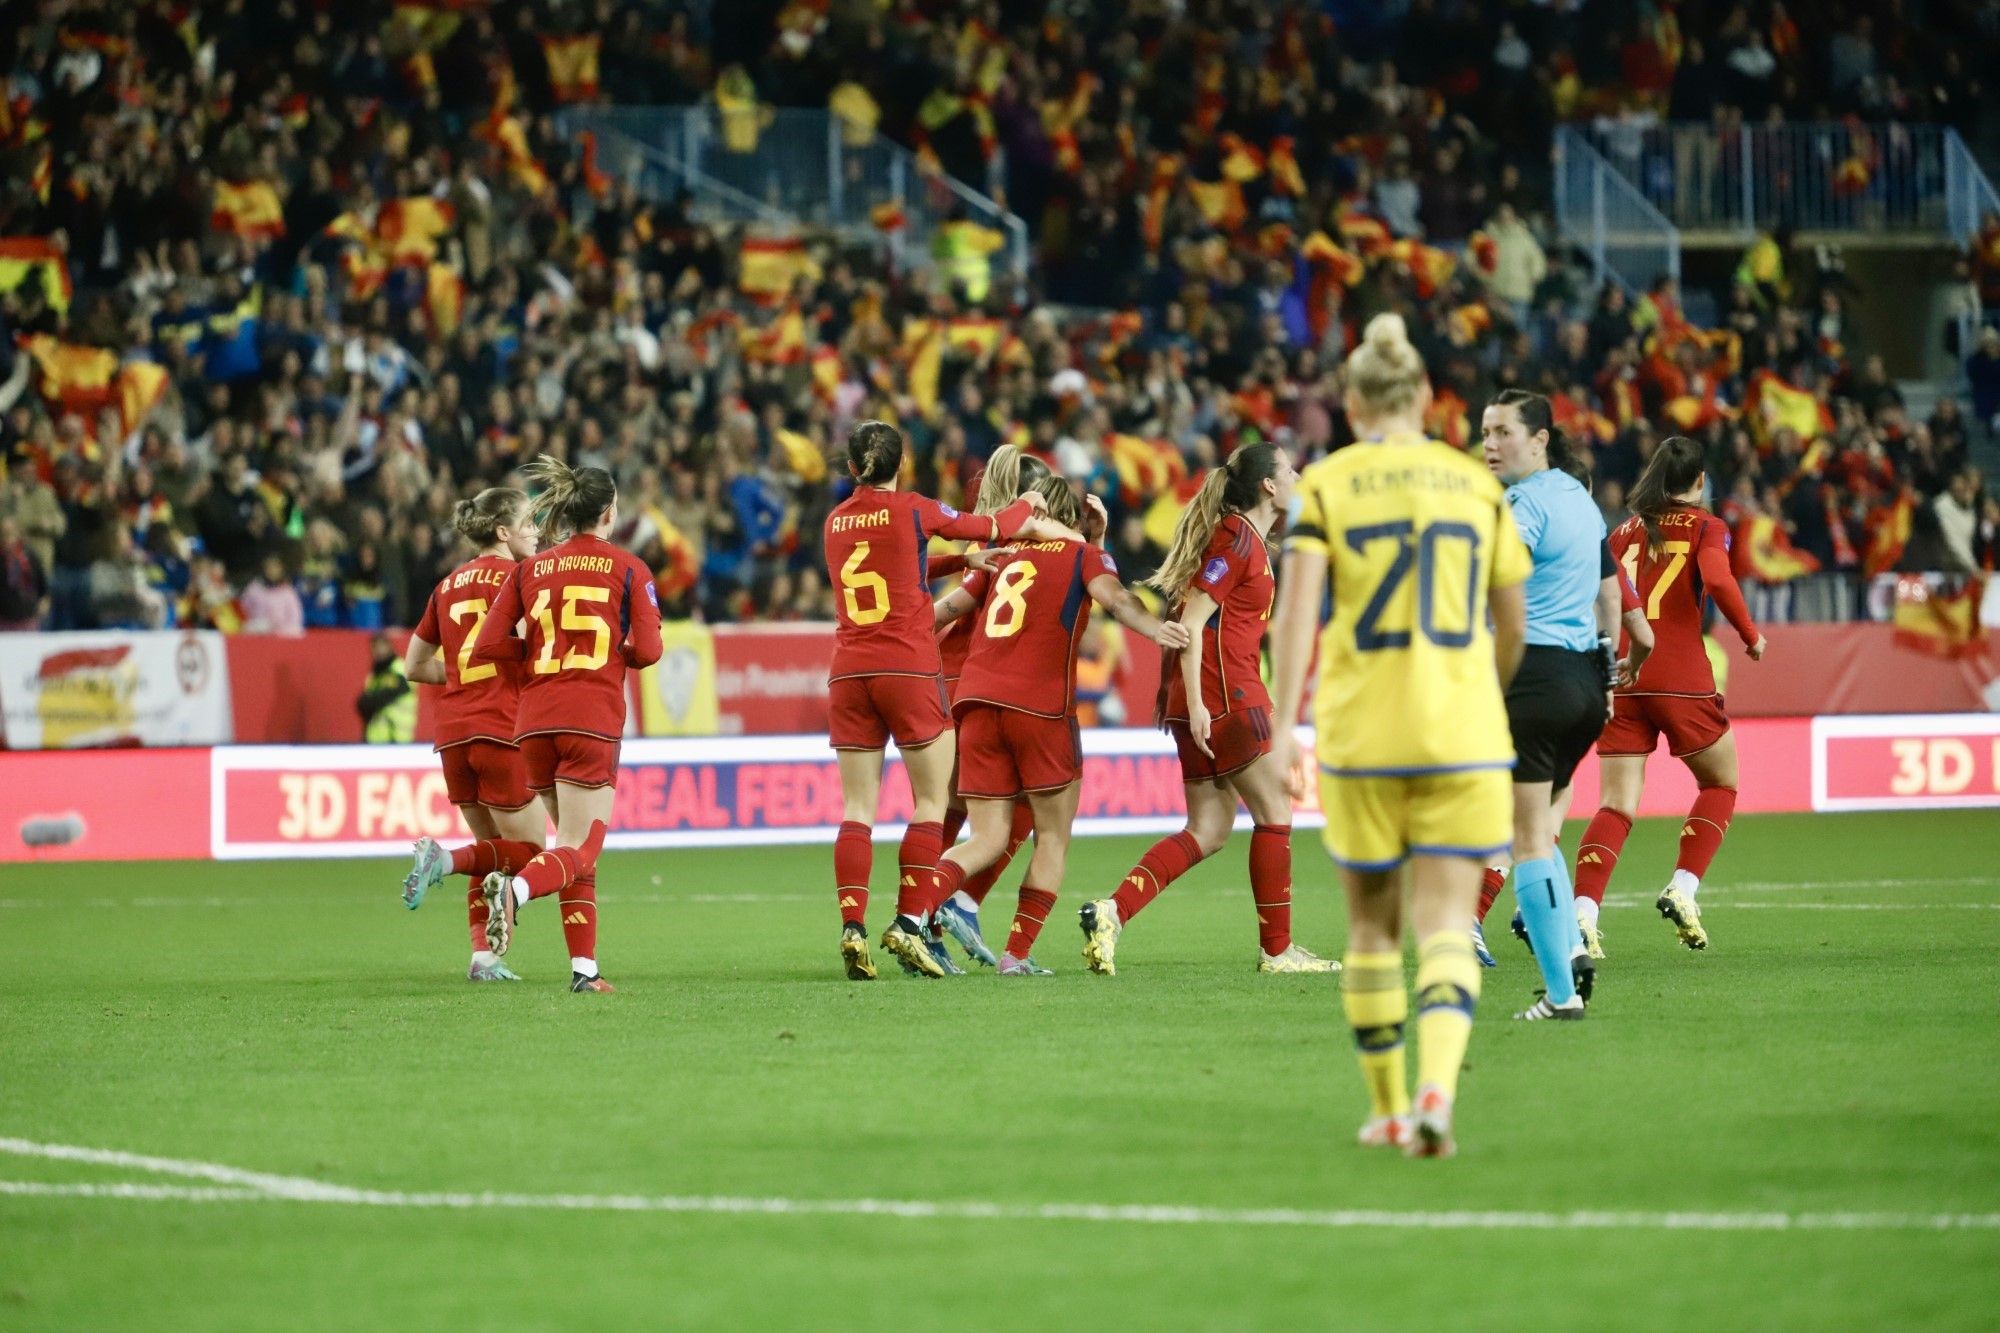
[840,542,890,625]
[1620,540,1690,620]
[447,598,498,683]
[528,585,613,674]
[982,561,1038,637]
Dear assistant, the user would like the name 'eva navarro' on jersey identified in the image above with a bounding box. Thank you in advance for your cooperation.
[1345,465,1476,497]
[531,554,618,576]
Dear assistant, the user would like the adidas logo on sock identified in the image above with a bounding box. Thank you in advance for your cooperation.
[839,894,859,908]
[563,911,589,926]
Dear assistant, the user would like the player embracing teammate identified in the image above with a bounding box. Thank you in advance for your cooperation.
[1574,436,1765,951]
[1078,442,1334,976]
[467,456,662,992]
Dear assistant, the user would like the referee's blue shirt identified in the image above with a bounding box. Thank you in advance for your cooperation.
[1505,468,1605,652]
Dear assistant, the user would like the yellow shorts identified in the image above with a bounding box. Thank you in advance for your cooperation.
[1317,768,1512,872]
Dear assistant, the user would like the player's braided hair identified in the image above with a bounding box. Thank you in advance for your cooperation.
[1629,434,1707,556]
[452,487,527,546]
[1490,388,1592,491]
[1345,312,1428,418]
[974,444,1052,514]
[846,419,904,485]
[1147,442,1282,595]
[1031,472,1083,530]
[521,455,617,539]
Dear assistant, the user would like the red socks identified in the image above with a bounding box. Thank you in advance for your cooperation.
[920,857,968,917]
[450,839,543,878]
[940,806,967,848]
[515,820,607,902]
[963,802,1036,906]
[1007,886,1057,958]
[1573,808,1633,906]
[466,884,489,950]
[1111,830,1204,923]
[834,820,872,926]
[895,820,945,918]
[1476,866,1506,922]
[560,870,597,962]
[1677,786,1737,879]
[1249,823,1292,956]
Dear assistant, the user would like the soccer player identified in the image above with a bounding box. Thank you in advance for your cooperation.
[1477,390,1648,1019]
[1078,442,1335,976]
[398,488,547,982]
[823,420,1065,981]
[1269,314,1529,1157]
[931,444,1053,969]
[469,456,663,993]
[927,473,1189,975]
[1575,436,1765,951]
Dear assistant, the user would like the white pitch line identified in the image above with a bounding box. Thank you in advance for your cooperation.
[0,893,820,910]
[0,1139,1993,1233]
[1600,897,2000,912]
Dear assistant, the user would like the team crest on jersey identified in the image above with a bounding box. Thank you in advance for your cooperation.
[1199,556,1229,586]
[645,582,659,607]
[939,504,960,518]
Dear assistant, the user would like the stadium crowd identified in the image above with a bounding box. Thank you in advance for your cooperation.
[0,0,1995,638]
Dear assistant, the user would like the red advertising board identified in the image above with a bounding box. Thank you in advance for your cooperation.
[0,747,209,862]
[1812,714,2000,812]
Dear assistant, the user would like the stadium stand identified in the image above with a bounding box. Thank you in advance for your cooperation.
[0,0,1994,638]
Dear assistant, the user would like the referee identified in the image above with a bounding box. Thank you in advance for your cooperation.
[1478,390,1650,1021]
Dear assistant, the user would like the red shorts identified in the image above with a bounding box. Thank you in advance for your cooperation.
[829,673,951,751]
[439,740,533,810]
[1169,707,1274,782]
[955,704,1081,799]
[1598,693,1730,759]
[519,731,621,790]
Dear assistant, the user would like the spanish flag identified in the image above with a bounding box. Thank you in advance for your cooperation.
[738,237,819,303]
[1300,231,1364,287]
[379,196,454,265]
[1733,513,1821,582]
[773,428,828,483]
[1106,433,1187,502]
[1425,386,1471,451]
[945,317,1004,357]
[742,304,806,364]
[0,236,70,314]
[1217,133,1264,183]
[654,514,700,601]
[1267,136,1305,197]
[869,201,906,233]
[1389,238,1455,300]
[1745,369,1833,444]
[23,336,119,415]
[1863,490,1914,578]
[810,345,843,403]
[116,360,170,436]
[1336,206,1392,258]
[210,179,286,241]
[539,34,601,103]
[1893,575,1985,658]
[425,262,465,336]
[903,319,944,415]
[1186,176,1246,231]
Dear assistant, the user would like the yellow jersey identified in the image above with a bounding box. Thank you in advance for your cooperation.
[1286,434,1531,775]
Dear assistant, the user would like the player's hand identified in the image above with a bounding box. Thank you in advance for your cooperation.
[1613,657,1637,687]
[964,546,997,572]
[1187,701,1214,758]
[1276,731,1310,802]
[1021,490,1048,512]
[1746,634,1768,661]
[1154,620,1192,651]
[1083,493,1109,542]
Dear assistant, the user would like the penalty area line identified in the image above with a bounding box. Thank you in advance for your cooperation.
[0,1140,1994,1234]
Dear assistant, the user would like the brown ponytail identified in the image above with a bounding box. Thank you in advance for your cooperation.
[521,454,617,540]
[1628,434,1706,555]
[452,487,528,546]
[1147,442,1282,594]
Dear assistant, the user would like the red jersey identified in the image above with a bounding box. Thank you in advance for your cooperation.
[1163,512,1274,720]
[471,533,664,740]
[1610,506,1759,698]
[823,488,1033,681]
[954,539,1119,718]
[414,553,523,749]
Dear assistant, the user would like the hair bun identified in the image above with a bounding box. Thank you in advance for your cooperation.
[1363,312,1410,351]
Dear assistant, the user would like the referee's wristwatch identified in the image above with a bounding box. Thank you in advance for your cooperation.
[1594,636,1619,691]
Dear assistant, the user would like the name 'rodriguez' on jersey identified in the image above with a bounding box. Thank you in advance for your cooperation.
[823,488,1034,681]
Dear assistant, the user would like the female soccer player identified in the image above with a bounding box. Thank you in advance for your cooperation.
[399,488,547,982]
[469,456,663,993]
[1077,442,1334,976]
[1478,390,1652,1019]
[1269,314,1529,1157]
[1574,436,1765,951]
[926,474,1188,975]
[930,444,1055,969]
[823,420,1065,981]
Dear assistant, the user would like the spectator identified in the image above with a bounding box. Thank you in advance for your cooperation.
[1968,328,2000,430]
[0,466,65,580]
[343,544,390,632]
[356,631,414,743]
[1932,471,1984,573]
[240,554,306,636]
[0,514,49,630]
[1484,204,1547,318]
[1375,154,1422,238]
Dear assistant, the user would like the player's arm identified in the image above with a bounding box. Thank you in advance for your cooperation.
[1268,548,1323,800]
[1176,589,1217,756]
[924,493,1043,544]
[934,569,988,628]
[1086,573,1190,651]
[620,566,664,669]
[468,568,529,665]
[403,635,447,685]
[1487,496,1532,688]
[1696,523,1766,659]
[929,551,969,579]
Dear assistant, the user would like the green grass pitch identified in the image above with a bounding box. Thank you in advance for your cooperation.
[2,809,1997,1329]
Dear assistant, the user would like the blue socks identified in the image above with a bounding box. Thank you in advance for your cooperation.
[1513,856,1577,1005]
[1550,853,1584,958]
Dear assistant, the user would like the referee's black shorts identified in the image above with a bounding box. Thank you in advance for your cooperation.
[1505,645,1609,790]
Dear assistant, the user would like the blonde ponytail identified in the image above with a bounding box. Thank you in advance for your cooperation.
[1148,467,1231,595]
[974,444,1053,515]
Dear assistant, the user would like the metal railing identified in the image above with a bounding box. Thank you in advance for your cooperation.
[562,106,1030,283]
[1552,129,1682,295]
[1571,121,1965,237]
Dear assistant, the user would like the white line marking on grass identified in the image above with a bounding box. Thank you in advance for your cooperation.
[1601,897,2000,911]
[0,893,819,910]
[1,1139,1994,1233]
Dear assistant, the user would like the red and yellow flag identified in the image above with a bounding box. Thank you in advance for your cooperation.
[738,237,820,304]
[539,34,602,103]
[1733,513,1821,582]
[1106,433,1188,502]
[1892,576,1985,658]
[210,180,286,241]
[0,236,71,313]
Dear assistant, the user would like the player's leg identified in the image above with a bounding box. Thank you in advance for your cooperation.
[483,741,614,986]
[1322,773,1412,1145]
[455,804,516,981]
[833,746,883,978]
[937,799,1029,967]
[959,800,1033,906]
[1082,781,1228,976]
[1659,723,1739,951]
[1574,752,1646,914]
[1507,776,1581,1017]
[1405,852,1485,1156]
[545,779,616,991]
[878,722,961,978]
[1234,749,1329,972]
[999,779,1080,974]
